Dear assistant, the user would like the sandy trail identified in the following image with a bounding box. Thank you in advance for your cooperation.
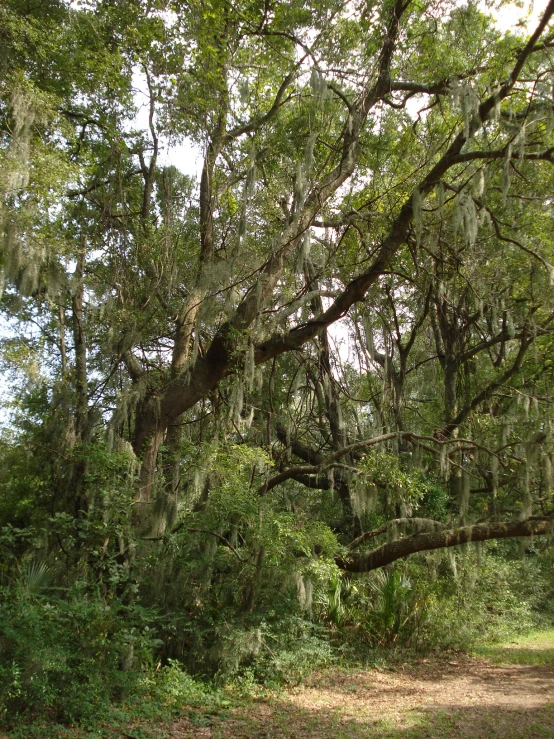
[163,647,554,739]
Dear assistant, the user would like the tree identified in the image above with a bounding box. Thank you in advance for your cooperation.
[1,0,554,600]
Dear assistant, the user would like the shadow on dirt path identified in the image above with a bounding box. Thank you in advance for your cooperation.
[144,631,554,739]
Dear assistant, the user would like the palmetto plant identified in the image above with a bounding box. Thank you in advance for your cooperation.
[367,569,414,644]
[318,574,359,628]
[16,559,52,595]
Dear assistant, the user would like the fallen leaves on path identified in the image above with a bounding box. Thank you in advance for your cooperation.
[157,644,554,739]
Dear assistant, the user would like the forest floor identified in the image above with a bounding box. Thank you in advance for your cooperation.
[150,630,554,739]
[7,630,554,738]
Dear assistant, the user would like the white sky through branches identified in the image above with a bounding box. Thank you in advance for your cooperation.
[0,1,551,425]
[131,1,550,179]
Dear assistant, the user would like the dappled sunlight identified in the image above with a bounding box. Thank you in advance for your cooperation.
[164,701,554,739]
[158,633,554,738]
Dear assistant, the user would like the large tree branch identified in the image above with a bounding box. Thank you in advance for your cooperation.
[223,70,297,142]
[458,328,525,365]
[348,518,446,551]
[259,431,495,495]
[401,284,432,360]
[135,0,554,456]
[338,514,554,572]
[252,1,554,365]
[287,472,334,490]
[139,67,159,222]
[452,147,554,165]
[143,0,409,437]
[275,423,325,464]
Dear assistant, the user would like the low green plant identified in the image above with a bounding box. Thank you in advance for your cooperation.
[420,547,552,650]
[0,580,160,726]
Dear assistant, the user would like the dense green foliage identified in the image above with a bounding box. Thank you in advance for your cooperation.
[1,0,554,729]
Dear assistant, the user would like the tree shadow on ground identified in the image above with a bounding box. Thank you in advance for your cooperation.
[291,660,554,699]
[155,650,554,739]
[163,701,554,739]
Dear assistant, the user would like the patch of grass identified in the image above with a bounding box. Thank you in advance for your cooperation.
[475,628,554,667]
[206,703,554,739]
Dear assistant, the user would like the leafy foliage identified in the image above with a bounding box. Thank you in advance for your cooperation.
[1,0,554,731]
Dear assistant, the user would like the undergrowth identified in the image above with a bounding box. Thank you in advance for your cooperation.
[1,543,552,736]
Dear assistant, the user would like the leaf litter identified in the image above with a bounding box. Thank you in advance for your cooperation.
[157,633,554,739]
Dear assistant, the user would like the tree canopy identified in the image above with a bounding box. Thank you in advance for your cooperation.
[1,0,554,702]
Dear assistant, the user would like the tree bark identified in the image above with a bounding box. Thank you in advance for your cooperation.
[338,515,554,572]
[70,243,89,516]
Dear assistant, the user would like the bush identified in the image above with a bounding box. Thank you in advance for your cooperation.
[0,581,159,726]
[421,547,552,650]
[151,659,217,708]
[213,616,334,688]
[314,545,553,656]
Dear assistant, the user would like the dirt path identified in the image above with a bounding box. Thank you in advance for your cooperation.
[162,633,554,739]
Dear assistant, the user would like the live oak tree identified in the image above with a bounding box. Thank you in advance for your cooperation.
[1,0,554,607]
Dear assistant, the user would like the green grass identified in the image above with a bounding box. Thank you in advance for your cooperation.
[474,628,554,667]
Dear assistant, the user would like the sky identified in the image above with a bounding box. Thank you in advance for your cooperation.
[493,0,546,32]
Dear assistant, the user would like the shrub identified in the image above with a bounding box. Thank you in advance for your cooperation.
[0,581,159,726]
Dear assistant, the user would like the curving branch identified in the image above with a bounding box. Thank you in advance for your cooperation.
[223,69,298,142]
[453,147,554,165]
[348,518,446,550]
[260,431,503,496]
[338,513,554,572]
[143,0,411,439]
[252,0,554,366]
[132,1,554,495]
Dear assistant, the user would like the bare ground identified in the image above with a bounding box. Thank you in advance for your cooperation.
[159,634,554,739]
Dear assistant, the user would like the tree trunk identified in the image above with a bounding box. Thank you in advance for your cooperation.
[71,244,89,516]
